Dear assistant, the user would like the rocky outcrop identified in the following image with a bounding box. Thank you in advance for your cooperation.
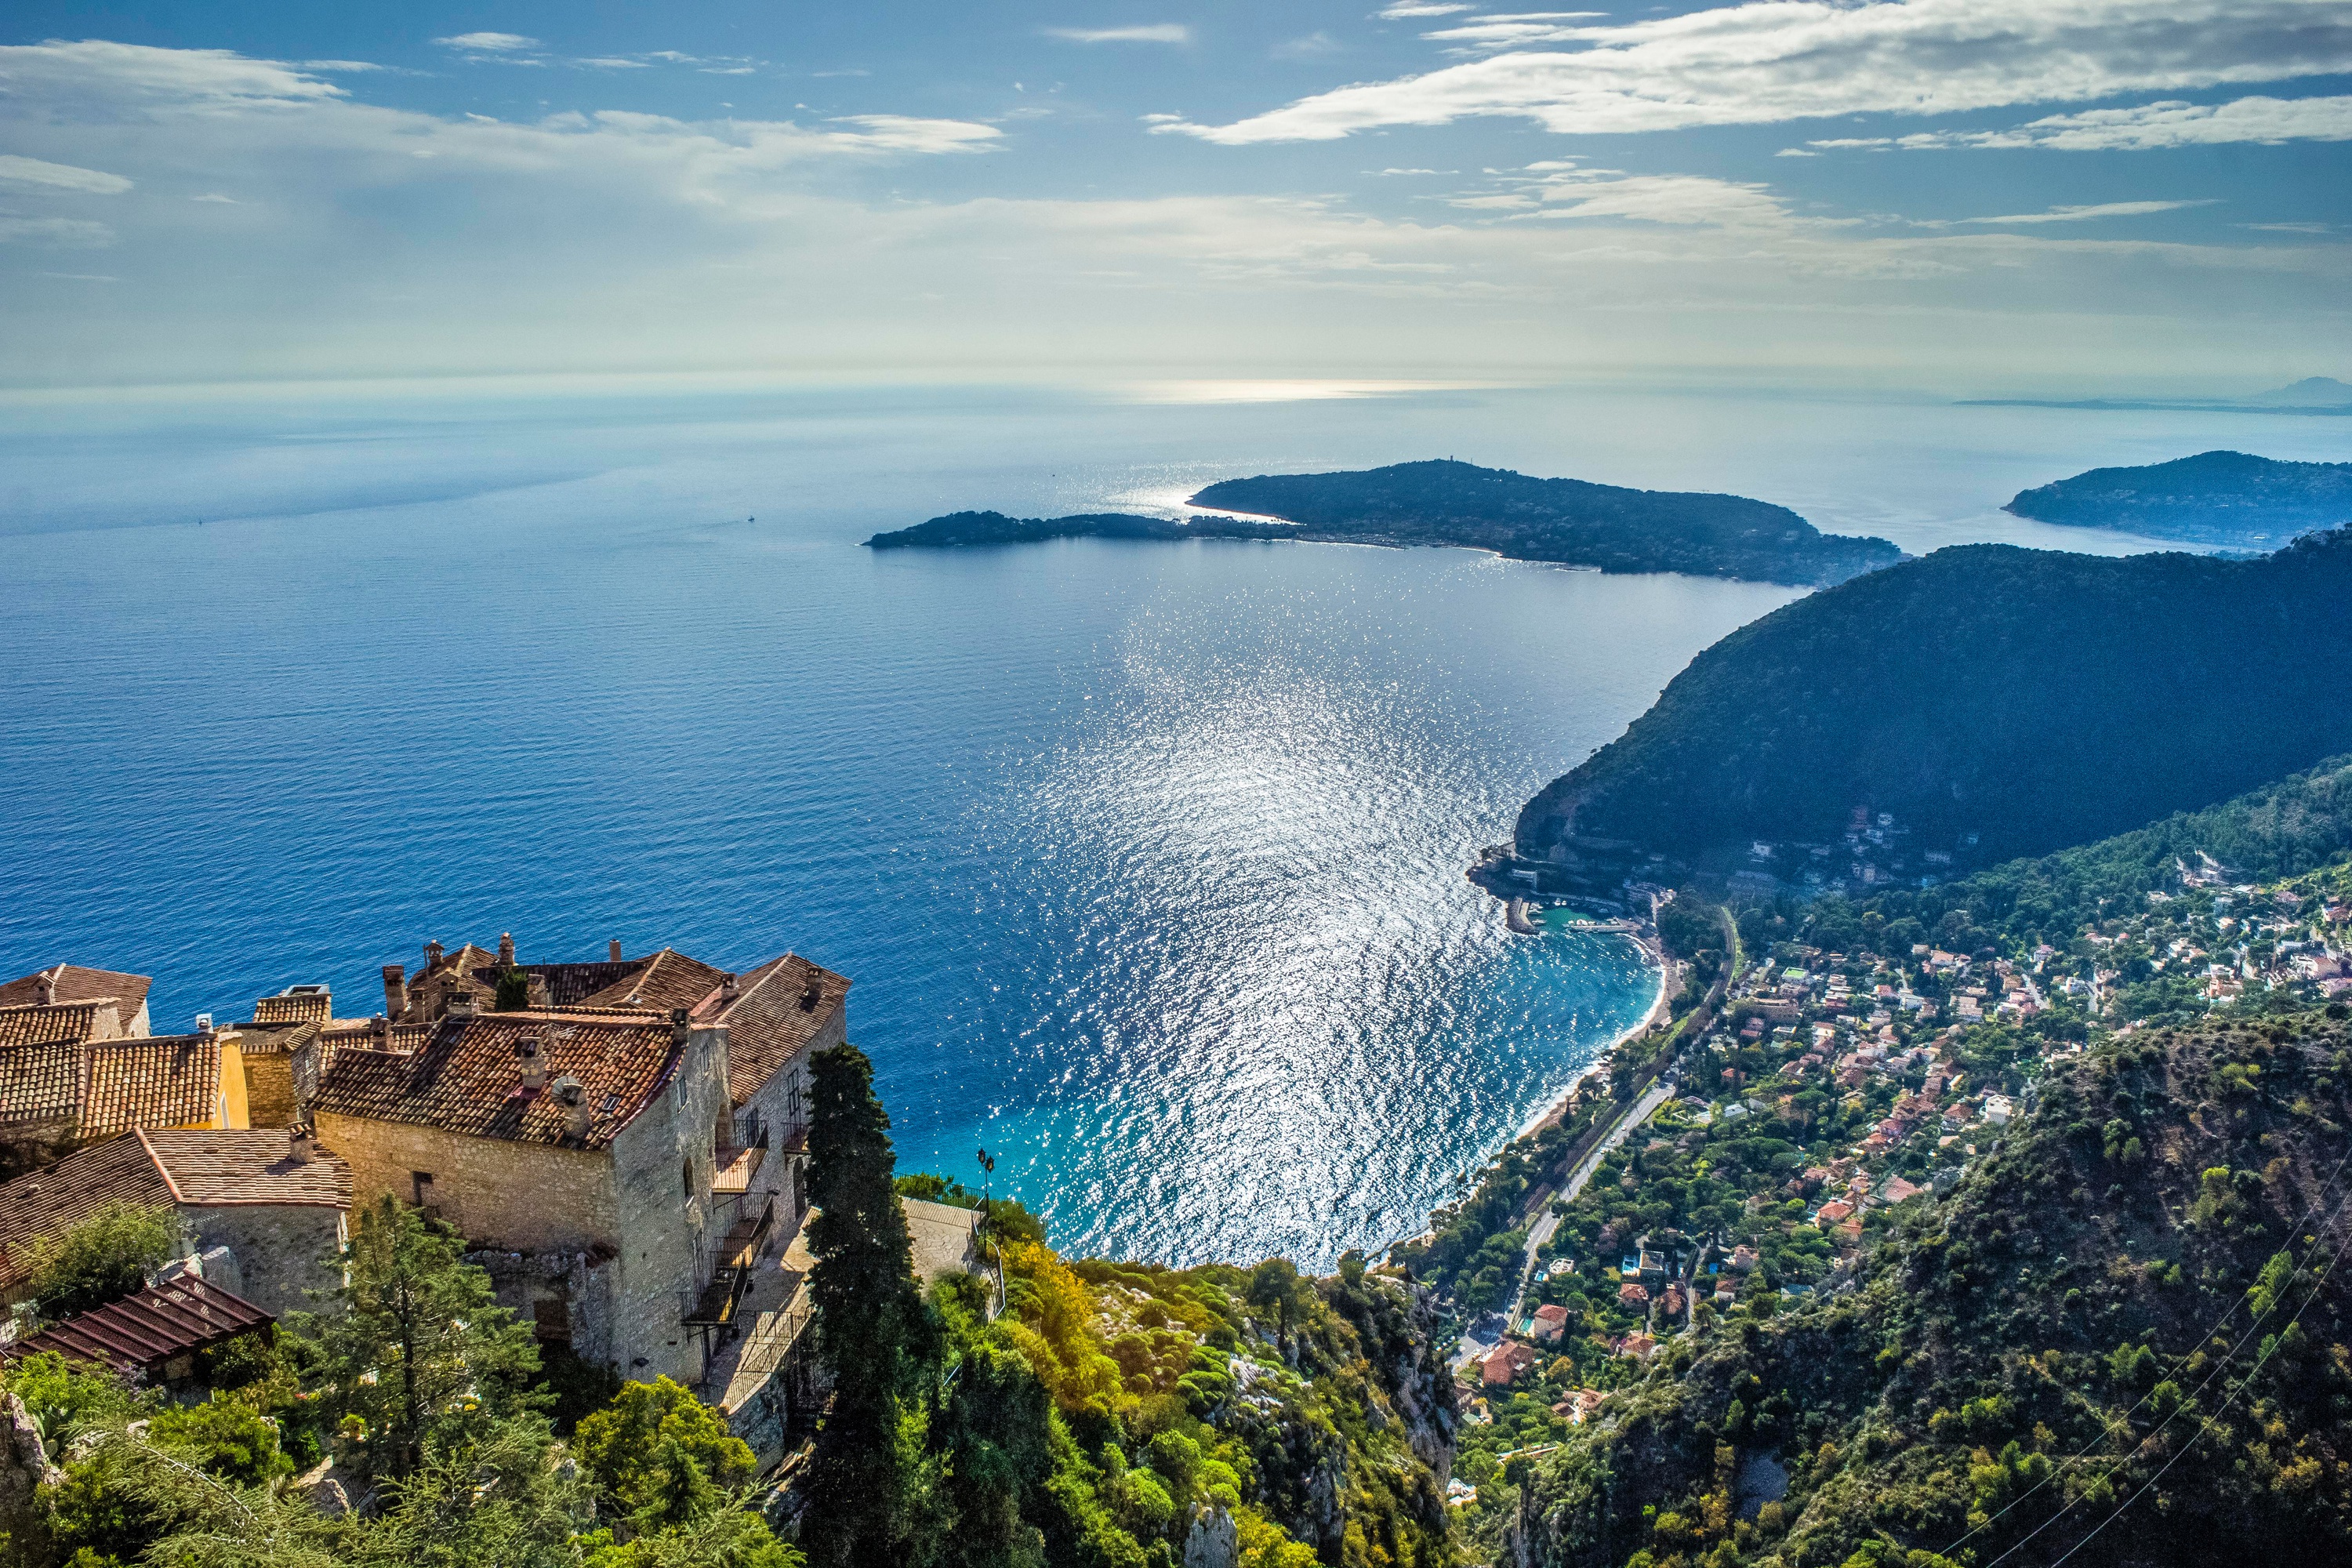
[0,1391,63,1551]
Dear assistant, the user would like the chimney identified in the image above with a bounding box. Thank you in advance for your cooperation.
[382,964,408,1019]
[371,1013,389,1040]
[670,1007,691,1046]
[445,992,478,1021]
[35,967,56,1007]
[425,939,445,969]
[499,932,516,966]
[286,1125,316,1164]
[516,1027,553,1093]
[551,1073,591,1141]
[608,939,625,963]
[194,1013,215,1037]
[720,972,740,1000]
[528,972,552,1008]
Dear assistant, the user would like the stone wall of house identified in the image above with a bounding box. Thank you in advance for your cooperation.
[310,1112,619,1253]
[180,1202,346,1316]
[466,1247,617,1370]
[241,1051,299,1128]
[731,1040,821,1221]
[606,1025,734,1386]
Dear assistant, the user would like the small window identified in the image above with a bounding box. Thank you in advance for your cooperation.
[683,1156,695,1197]
[412,1171,435,1207]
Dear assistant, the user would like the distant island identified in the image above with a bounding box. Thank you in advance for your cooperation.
[868,459,1904,586]
[2003,448,2352,543]
[1497,525,2352,892]
[1959,374,2352,416]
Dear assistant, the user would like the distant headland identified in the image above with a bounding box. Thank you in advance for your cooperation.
[866,459,1904,586]
[2004,449,2352,543]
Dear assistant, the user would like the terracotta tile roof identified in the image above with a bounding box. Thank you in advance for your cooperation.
[80,1036,223,1141]
[140,1128,352,1207]
[575,949,728,1014]
[0,1130,346,1296]
[0,1003,111,1050]
[501,960,642,1007]
[311,1010,686,1151]
[0,1135,169,1292]
[0,965,152,1018]
[251,993,331,1027]
[4,1277,271,1375]
[0,1041,85,1129]
[697,954,851,1105]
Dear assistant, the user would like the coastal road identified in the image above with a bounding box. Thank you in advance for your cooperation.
[1468,1076,1678,1367]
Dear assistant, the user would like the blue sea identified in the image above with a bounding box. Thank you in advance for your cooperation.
[2,380,2339,1267]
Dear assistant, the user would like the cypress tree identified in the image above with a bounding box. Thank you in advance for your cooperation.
[801,1045,936,1566]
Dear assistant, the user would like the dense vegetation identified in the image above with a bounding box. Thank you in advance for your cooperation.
[794,1044,1456,1568]
[1515,528,2352,870]
[1508,1007,2352,1567]
[2005,450,2352,543]
[1787,753,2352,964]
[0,1198,797,1568]
[868,460,1902,586]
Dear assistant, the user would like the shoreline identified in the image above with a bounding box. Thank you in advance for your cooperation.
[1509,923,1670,1144]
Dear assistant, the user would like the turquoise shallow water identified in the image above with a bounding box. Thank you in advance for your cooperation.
[1,382,2329,1265]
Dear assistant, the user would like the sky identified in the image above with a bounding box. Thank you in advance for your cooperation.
[2,0,2349,395]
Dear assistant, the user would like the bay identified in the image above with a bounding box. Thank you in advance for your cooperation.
[1,381,2330,1265]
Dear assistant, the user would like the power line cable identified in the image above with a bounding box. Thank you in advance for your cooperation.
[1933,1105,2352,1561]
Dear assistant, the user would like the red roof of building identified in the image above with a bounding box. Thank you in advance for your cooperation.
[695,953,851,1105]
[311,1010,688,1150]
[5,1277,270,1375]
[0,965,152,1019]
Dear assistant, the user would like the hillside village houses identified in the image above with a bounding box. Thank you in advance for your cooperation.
[0,937,960,1465]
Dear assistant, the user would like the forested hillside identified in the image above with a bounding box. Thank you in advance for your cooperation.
[1514,528,2352,872]
[1190,461,1900,586]
[1791,753,2352,960]
[1508,1011,2352,1567]
[2005,450,2352,543]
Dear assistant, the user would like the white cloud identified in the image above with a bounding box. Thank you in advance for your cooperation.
[191,192,238,202]
[1157,0,2352,142]
[2,38,2347,392]
[1377,4,1472,16]
[433,32,540,53]
[1949,199,2211,224]
[0,216,114,245]
[577,57,655,70]
[0,38,347,109]
[1044,24,1192,44]
[0,153,132,193]
[1422,13,1609,49]
[826,115,1004,154]
[1274,33,1345,60]
[1900,93,2352,151]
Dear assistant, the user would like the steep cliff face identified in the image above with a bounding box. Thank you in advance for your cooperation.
[1503,1013,2352,1568]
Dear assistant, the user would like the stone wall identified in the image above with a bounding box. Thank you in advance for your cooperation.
[604,1025,735,1385]
[241,1050,299,1128]
[180,1202,346,1316]
[466,1247,616,1369]
[311,1112,619,1253]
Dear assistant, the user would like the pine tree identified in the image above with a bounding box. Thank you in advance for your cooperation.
[800,1046,936,1568]
[295,1197,544,1479]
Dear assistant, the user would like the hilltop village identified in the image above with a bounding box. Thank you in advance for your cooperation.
[0,937,987,1473]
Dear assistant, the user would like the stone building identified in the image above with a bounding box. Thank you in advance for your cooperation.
[693,954,851,1225]
[310,1001,744,1385]
[0,965,153,1040]
[0,1128,350,1316]
[0,1018,252,1181]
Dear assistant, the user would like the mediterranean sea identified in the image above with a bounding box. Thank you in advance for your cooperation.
[2,381,2335,1267]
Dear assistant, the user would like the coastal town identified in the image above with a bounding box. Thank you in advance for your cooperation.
[1430,846,2352,1522]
